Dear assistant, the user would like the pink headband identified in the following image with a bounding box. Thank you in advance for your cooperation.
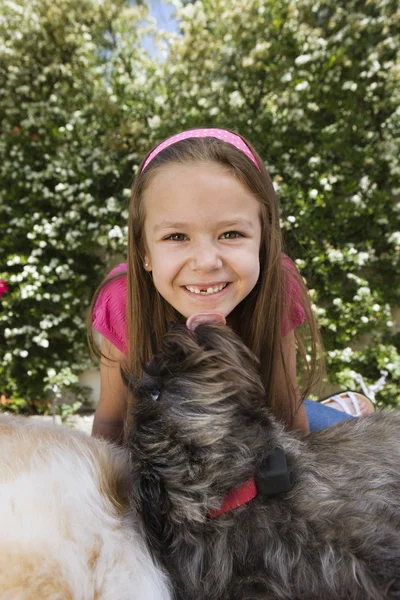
[140,128,261,173]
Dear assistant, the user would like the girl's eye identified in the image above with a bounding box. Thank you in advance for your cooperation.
[165,233,187,241]
[220,231,243,240]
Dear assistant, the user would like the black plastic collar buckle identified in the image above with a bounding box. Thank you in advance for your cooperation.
[255,447,291,496]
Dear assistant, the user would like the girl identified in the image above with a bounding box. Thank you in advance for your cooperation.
[88,128,374,443]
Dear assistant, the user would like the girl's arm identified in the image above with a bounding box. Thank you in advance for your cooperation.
[91,336,129,443]
[277,330,310,435]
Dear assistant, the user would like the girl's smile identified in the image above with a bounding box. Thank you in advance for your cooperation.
[183,282,228,295]
[142,162,262,318]
[182,281,230,301]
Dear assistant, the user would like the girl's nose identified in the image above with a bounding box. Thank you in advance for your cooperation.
[189,243,223,272]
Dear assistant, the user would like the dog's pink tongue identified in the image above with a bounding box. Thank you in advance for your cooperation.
[186,313,226,331]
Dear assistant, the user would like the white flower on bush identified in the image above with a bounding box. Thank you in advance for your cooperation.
[180,2,196,19]
[295,54,312,65]
[33,335,49,348]
[342,81,358,91]
[21,284,40,299]
[388,231,400,248]
[251,41,270,54]
[6,2,24,14]
[229,91,245,108]
[7,255,21,266]
[327,248,344,263]
[281,72,292,83]
[148,115,161,129]
[14,349,29,358]
[295,81,309,92]
[54,265,70,280]
[360,175,371,191]
[346,273,364,285]
[106,197,119,212]
[292,108,305,120]
[242,56,254,68]
[108,225,123,239]
[272,180,281,192]
[358,286,371,296]
[40,318,53,330]
[351,194,362,205]
[295,259,306,269]
[320,177,332,191]
[355,251,371,266]
[328,347,354,362]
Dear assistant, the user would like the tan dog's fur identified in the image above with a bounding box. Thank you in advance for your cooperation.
[0,415,171,600]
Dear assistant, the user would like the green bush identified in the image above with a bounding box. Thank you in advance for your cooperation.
[1,0,399,410]
[0,0,160,409]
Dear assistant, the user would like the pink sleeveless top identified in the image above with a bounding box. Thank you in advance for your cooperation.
[92,257,306,354]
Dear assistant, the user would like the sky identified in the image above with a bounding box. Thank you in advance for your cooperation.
[148,0,178,33]
[142,0,179,55]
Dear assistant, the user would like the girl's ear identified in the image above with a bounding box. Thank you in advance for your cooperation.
[138,238,152,271]
[143,256,152,271]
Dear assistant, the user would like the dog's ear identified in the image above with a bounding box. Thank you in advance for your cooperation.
[134,471,173,555]
[120,366,139,394]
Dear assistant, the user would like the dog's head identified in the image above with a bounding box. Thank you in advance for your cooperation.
[126,323,279,527]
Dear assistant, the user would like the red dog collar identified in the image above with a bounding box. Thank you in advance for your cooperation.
[208,479,257,519]
[208,448,291,519]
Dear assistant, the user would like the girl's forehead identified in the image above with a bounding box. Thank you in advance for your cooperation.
[142,162,260,218]
[146,160,237,189]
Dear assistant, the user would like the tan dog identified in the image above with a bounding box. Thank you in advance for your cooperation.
[0,415,171,600]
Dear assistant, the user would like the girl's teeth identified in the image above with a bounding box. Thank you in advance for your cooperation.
[186,284,227,295]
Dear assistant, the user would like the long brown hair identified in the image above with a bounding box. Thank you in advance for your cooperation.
[88,133,323,427]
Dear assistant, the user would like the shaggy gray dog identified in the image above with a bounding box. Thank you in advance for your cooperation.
[126,323,400,600]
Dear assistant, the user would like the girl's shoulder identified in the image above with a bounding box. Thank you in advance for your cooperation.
[281,253,297,272]
[281,253,301,286]
[92,263,128,354]
[106,263,128,278]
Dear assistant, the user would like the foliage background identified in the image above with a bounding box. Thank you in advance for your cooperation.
[1,0,399,412]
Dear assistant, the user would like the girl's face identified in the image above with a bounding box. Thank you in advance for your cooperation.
[142,162,262,319]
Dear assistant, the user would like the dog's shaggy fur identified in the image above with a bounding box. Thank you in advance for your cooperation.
[0,415,171,600]
[126,324,400,600]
